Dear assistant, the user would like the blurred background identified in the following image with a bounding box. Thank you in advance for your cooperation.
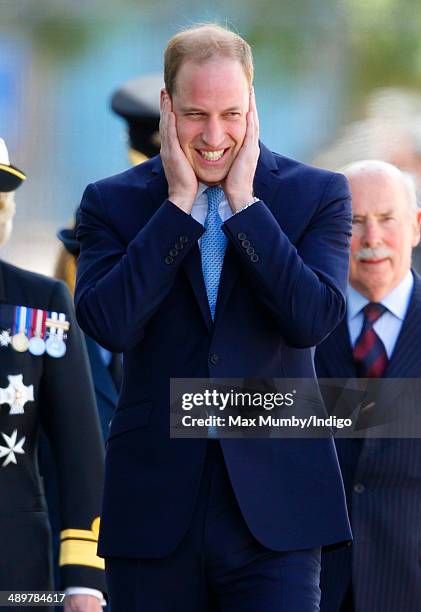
[1,0,421,274]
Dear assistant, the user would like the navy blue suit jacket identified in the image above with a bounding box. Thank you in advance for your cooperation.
[75,143,353,558]
[315,272,421,612]
[84,335,118,440]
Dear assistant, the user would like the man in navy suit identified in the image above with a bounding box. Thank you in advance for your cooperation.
[75,23,352,611]
[316,160,421,611]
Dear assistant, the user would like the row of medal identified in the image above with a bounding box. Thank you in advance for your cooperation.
[0,304,70,358]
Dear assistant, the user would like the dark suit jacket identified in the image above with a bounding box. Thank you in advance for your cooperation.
[315,272,421,612]
[0,260,105,594]
[84,335,119,439]
[75,143,353,558]
[39,333,118,591]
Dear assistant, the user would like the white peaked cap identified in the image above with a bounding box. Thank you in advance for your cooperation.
[0,139,10,166]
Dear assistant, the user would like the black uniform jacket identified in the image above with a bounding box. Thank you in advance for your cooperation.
[0,260,105,594]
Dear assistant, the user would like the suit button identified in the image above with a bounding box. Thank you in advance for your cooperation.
[179,235,188,243]
[165,256,173,265]
[209,353,220,365]
[354,483,365,494]
[250,254,259,263]
[170,249,178,257]
[246,247,255,255]
[175,242,183,250]
[237,232,247,240]
[241,239,250,248]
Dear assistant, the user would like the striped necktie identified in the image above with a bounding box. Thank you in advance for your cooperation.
[353,302,388,377]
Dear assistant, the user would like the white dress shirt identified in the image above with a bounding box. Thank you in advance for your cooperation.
[347,270,414,358]
[65,587,105,605]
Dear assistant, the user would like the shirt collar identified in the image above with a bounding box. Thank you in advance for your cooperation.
[347,270,414,322]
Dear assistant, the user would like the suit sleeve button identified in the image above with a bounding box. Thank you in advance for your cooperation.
[354,483,365,494]
[246,247,255,255]
[179,235,189,243]
[165,256,174,265]
[175,242,183,250]
[237,232,247,240]
[170,249,178,257]
[209,353,220,365]
[250,254,259,263]
[241,240,250,248]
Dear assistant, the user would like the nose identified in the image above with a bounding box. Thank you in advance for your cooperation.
[201,116,225,148]
[361,219,382,248]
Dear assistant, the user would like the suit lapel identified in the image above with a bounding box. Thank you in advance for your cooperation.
[146,161,213,331]
[317,320,367,422]
[214,144,281,325]
[213,243,240,324]
[320,319,357,379]
[385,272,421,378]
[182,245,213,331]
[355,273,421,423]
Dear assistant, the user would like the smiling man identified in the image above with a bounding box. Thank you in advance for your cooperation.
[75,24,352,611]
[316,160,421,611]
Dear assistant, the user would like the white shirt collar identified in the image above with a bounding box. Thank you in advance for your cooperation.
[347,270,414,322]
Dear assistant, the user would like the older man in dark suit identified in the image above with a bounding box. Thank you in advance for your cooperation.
[316,160,421,611]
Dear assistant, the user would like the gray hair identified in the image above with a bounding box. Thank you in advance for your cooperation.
[342,159,419,214]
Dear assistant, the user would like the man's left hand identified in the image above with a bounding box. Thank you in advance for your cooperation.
[223,87,260,212]
[64,594,102,611]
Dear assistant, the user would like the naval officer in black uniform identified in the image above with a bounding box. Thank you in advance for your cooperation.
[0,138,105,611]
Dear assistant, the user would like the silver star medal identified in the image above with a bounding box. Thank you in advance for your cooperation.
[0,374,34,415]
[0,429,26,467]
[0,330,12,347]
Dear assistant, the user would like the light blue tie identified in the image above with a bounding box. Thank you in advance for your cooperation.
[201,187,228,320]
[202,187,227,438]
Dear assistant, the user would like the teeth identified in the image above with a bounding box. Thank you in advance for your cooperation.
[200,149,224,161]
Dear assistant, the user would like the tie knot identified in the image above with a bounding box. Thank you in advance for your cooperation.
[206,187,225,212]
[363,302,387,324]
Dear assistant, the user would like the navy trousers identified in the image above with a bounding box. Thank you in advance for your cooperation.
[106,441,321,611]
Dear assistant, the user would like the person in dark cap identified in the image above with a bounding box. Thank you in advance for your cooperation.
[0,138,106,611]
[110,73,163,166]
[0,138,25,245]
[0,139,26,189]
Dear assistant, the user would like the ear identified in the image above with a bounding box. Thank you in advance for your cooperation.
[411,209,421,247]
[160,88,174,112]
[160,89,167,111]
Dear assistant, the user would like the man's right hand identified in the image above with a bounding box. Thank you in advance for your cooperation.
[159,91,198,213]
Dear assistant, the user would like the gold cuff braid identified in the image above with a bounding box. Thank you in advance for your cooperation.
[59,517,104,570]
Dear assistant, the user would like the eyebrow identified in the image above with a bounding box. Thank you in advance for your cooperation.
[179,106,243,113]
[352,210,395,218]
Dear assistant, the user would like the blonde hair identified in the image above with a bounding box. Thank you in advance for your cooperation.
[164,23,254,96]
